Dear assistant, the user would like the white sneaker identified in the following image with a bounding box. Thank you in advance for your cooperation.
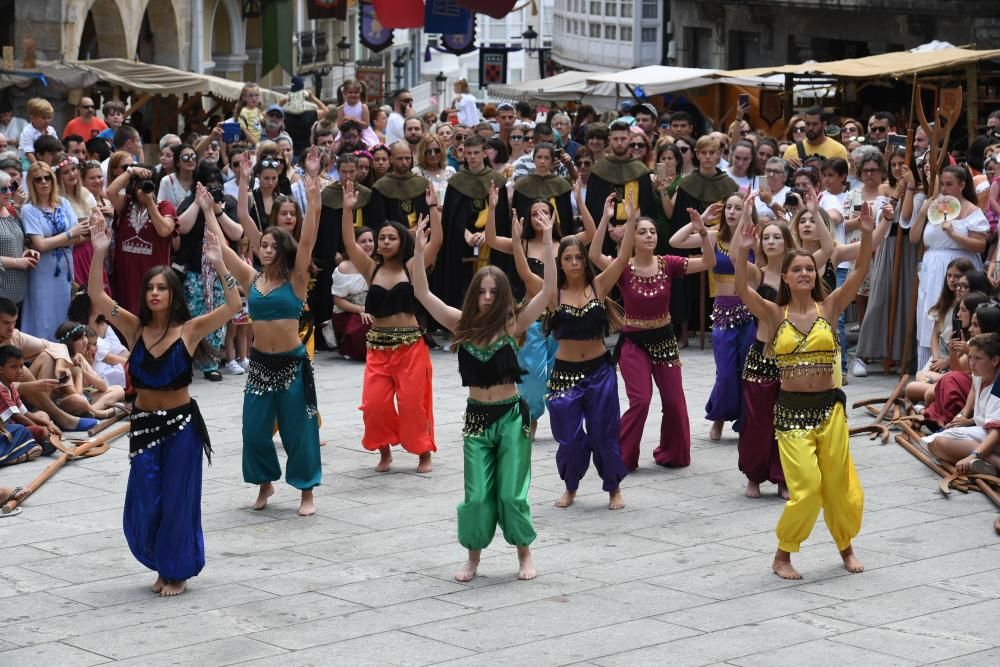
[239,357,250,371]
[851,358,868,377]
[223,360,246,375]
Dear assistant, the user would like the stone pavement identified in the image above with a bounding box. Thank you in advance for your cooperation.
[0,342,998,666]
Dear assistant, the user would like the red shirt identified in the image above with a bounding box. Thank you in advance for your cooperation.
[63,116,108,140]
[111,199,176,314]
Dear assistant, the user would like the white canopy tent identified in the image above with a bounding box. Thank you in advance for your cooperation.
[488,70,618,107]
[585,66,780,97]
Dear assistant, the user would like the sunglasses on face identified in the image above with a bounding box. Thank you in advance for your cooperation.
[180,153,197,162]
[0,186,13,194]
[509,135,524,142]
[574,159,592,167]
[739,130,751,136]
[33,175,53,184]
[870,126,888,134]
[524,136,535,142]
[792,126,806,133]
[678,146,690,153]
[628,142,647,149]
[425,147,441,155]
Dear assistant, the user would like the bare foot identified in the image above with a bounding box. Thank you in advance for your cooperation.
[778,482,790,500]
[416,452,433,473]
[159,580,187,597]
[608,488,625,510]
[253,482,274,510]
[555,489,576,508]
[151,575,165,593]
[840,545,864,574]
[772,549,802,580]
[455,550,481,582]
[517,546,537,580]
[709,421,723,441]
[375,446,392,472]
[744,480,761,498]
[298,490,316,516]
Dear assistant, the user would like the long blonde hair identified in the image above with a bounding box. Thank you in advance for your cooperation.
[26,162,60,208]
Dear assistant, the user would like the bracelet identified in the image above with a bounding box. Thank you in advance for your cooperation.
[429,204,439,209]
[697,230,708,238]
[110,302,120,318]
[222,272,238,290]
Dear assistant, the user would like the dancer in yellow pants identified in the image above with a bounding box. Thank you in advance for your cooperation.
[734,191,874,579]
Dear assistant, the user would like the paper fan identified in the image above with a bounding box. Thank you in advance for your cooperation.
[927,195,961,225]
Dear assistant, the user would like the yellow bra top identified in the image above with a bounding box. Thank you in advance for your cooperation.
[770,304,838,377]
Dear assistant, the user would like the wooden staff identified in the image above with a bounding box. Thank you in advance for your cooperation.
[0,423,129,515]
[87,411,127,437]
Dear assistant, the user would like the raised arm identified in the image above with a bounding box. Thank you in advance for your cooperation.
[183,230,242,348]
[803,185,835,267]
[292,171,322,293]
[682,209,716,274]
[587,193,617,271]
[734,209,781,328]
[341,180,376,280]
[485,182,514,253]
[511,209,543,297]
[236,158,263,253]
[826,202,874,317]
[566,177,597,244]
[593,194,637,298]
[106,168,135,214]
[196,184,256,289]
[88,212,140,343]
[516,212,556,333]
[669,202,723,249]
[411,218,461,332]
[136,189,176,238]
[419,184,443,268]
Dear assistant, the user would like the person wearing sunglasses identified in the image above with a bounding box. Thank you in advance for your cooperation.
[570,146,596,219]
[62,97,108,142]
[415,134,455,206]
[511,141,578,243]
[782,107,849,169]
[19,163,89,340]
[0,170,36,306]
[157,144,198,210]
[627,127,654,170]
[248,150,291,229]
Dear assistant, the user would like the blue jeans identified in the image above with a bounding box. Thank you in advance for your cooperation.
[835,267,849,374]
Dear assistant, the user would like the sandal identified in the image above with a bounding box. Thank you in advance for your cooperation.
[0,486,28,504]
[970,459,999,477]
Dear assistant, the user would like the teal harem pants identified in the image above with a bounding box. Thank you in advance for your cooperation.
[242,346,322,490]
[457,395,537,550]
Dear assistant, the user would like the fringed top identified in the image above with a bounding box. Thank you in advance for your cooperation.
[770,303,838,379]
[547,297,609,340]
[458,335,526,388]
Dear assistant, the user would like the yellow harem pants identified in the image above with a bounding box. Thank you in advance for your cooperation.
[774,392,863,553]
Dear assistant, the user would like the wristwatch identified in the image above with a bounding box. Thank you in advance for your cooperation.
[971,450,982,459]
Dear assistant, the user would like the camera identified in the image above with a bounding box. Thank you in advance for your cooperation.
[129,171,155,194]
[208,185,224,203]
[785,188,805,206]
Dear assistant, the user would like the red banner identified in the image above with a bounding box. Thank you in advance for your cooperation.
[307,0,347,20]
[372,0,424,28]
[457,0,518,19]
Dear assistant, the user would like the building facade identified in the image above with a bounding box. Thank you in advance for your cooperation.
[551,0,663,71]
[668,1,1000,70]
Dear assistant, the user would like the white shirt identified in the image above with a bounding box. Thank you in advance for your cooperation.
[0,116,28,149]
[386,112,406,145]
[726,170,756,192]
[455,94,479,127]
[17,124,57,158]
[753,185,790,220]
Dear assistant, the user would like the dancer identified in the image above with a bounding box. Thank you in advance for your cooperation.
[342,180,442,472]
[487,179,597,437]
[216,173,323,515]
[88,211,240,597]
[412,209,555,582]
[733,200,874,580]
[739,191,834,498]
[548,195,637,509]
[590,199,714,470]
[670,194,755,441]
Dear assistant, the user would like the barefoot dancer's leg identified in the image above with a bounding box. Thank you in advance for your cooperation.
[254,482,274,510]
[817,402,864,559]
[455,549,481,582]
[273,354,322,492]
[617,338,654,471]
[360,347,402,463]
[772,548,802,580]
[298,489,315,517]
[517,545,536,580]
[457,417,501,556]
[241,369,283,496]
[583,363,629,500]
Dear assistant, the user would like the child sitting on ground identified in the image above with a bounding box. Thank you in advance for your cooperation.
[925,332,1000,477]
[0,345,58,465]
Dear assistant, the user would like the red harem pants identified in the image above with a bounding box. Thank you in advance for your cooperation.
[923,371,973,429]
[359,339,436,455]
[617,337,690,469]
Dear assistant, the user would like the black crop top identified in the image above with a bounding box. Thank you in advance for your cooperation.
[365,282,417,317]
[756,282,778,303]
[458,336,526,388]
[547,297,610,340]
[130,336,193,391]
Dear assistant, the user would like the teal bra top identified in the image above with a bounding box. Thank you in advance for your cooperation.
[248,274,303,321]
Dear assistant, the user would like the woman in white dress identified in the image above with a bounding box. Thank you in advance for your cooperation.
[910,165,989,370]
